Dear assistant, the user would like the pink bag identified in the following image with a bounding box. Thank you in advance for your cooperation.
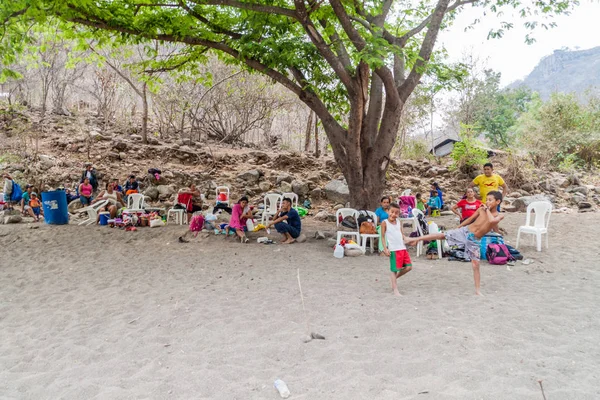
[189,215,205,233]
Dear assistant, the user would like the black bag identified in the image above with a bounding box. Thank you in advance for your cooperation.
[505,244,524,260]
[356,210,371,227]
[341,215,357,229]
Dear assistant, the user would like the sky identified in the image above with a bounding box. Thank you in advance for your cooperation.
[439,1,600,86]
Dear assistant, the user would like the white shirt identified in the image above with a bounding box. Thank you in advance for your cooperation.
[383,218,406,252]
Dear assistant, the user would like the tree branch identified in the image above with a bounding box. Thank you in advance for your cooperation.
[179,0,243,39]
[328,0,366,51]
[188,0,297,18]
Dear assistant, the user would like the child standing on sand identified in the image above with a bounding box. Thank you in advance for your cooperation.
[406,191,505,296]
[381,203,413,296]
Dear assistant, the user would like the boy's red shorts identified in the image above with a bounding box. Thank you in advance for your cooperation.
[390,249,412,272]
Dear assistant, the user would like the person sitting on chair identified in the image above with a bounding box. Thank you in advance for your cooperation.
[267,197,301,244]
[182,183,203,222]
[426,190,441,216]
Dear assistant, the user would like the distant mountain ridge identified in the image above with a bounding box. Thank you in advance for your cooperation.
[509,46,600,99]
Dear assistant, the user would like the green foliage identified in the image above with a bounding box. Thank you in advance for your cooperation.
[450,125,488,174]
[401,138,431,160]
[516,93,600,169]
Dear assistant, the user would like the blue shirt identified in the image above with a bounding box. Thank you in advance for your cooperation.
[427,196,441,209]
[375,207,389,223]
[284,208,301,231]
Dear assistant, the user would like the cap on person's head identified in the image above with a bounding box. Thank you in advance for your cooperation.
[25,184,32,189]
[31,192,38,197]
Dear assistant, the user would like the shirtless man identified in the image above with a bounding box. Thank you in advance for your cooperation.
[406,191,505,296]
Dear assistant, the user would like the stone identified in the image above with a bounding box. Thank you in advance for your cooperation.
[512,195,552,212]
[333,204,345,210]
[571,193,586,205]
[259,181,271,192]
[237,170,261,185]
[108,151,120,159]
[578,201,593,210]
[276,174,293,185]
[310,188,322,200]
[144,186,159,201]
[314,231,326,240]
[130,134,143,141]
[324,179,350,204]
[119,152,127,160]
[157,185,174,197]
[508,192,522,198]
[249,151,270,165]
[521,183,536,193]
[503,205,517,212]
[90,131,110,141]
[67,199,83,213]
[314,210,330,222]
[567,173,580,186]
[296,233,307,243]
[570,186,588,196]
[551,177,569,188]
[113,141,127,151]
[280,181,293,193]
[37,155,55,171]
[4,214,22,224]
[292,180,309,197]
[539,180,557,193]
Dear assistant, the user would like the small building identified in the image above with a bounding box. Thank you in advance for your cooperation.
[430,138,459,157]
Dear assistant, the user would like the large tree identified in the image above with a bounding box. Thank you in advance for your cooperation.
[1,0,575,208]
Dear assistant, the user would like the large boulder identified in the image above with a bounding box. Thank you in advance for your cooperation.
[157,185,175,199]
[276,174,293,185]
[113,141,127,151]
[237,170,261,185]
[0,209,22,224]
[314,210,331,221]
[144,186,159,201]
[280,181,293,193]
[292,180,309,197]
[512,195,553,212]
[569,186,588,196]
[259,181,272,193]
[324,179,350,205]
[37,155,56,171]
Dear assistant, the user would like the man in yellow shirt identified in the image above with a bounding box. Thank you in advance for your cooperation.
[471,162,509,203]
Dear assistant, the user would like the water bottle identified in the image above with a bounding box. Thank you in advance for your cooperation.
[407,206,413,218]
[274,379,290,398]
[428,221,438,234]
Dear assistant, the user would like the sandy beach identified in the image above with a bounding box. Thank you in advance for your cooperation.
[1,212,599,399]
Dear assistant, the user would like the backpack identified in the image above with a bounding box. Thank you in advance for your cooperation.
[359,220,377,235]
[341,215,357,229]
[504,244,524,260]
[486,243,515,265]
[10,182,23,202]
[356,210,371,226]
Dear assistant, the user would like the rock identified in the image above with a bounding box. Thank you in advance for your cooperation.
[249,151,270,165]
[108,151,120,159]
[324,179,350,204]
[113,141,127,151]
[292,180,309,197]
[147,137,159,145]
[310,188,322,200]
[512,195,552,212]
[144,186,159,201]
[333,204,345,210]
[567,173,580,186]
[314,210,330,222]
[508,192,522,198]
[90,131,110,141]
[521,183,536,193]
[67,199,83,213]
[593,195,600,205]
[503,205,517,212]
[296,233,307,243]
[280,181,293,193]
[570,186,588,196]
[539,180,557,193]
[4,214,22,224]
[578,201,593,210]
[119,152,127,160]
[276,174,293,185]
[130,134,143,141]
[259,181,271,192]
[314,231,326,239]
[571,193,586,205]
[37,155,55,171]
[157,185,174,197]
[237,170,261,185]
[551,177,569,188]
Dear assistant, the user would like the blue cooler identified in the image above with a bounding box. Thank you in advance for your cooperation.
[41,190,69,225]
[480,233,504,260]
[99,212,110,225]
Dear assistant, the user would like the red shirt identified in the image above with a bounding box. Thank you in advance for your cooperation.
[456,199,482,220]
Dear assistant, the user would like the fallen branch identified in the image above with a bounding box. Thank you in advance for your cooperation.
[538,380,547,400]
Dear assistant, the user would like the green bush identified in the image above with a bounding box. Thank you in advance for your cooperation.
[450,125,488,174]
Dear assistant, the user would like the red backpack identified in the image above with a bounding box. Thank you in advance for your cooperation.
[486,243,515,265]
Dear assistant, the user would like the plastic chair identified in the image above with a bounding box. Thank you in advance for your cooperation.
[516,201,552,252]
[336,208,360,245]
[359,211,379,253]
[431,209,441,217]
[125,193,145,213]
[77,200,109,226]
[401,189,412,196]
[426,220,443,260]
[281,192,299,208]
[260,193,283,225]
[411,208,425,257]
[215,186,230,206]
[167,192,192,225]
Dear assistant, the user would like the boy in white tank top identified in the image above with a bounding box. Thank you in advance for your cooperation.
[380,203,412,296]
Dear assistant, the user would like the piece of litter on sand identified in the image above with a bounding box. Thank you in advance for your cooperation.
[521,259,533,265]
[418,390,429,394]
[310,332,325,340]
[128,317,140,324]
[274,248,281,252]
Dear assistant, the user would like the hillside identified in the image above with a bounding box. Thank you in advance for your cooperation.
[1,109,599,219]
[510,46,600,99]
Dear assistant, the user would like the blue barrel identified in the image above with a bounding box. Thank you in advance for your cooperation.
[41,190,69,225]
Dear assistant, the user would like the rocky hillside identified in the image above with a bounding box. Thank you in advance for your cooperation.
[510,46,600,100]
[1,110,599,219]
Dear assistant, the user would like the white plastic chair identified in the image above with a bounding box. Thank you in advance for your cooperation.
[426,220,443,260]
[281,192,299,208]
[411,208,425,257]
[516,201,552,252]
[359,211,379,253]
[336,208,360,245]
[167,192,191,225]
[215,186,230,206]
[260,193,283,225]
[125,193,145,213]
[401,189,412,196]
[77,200,109,226]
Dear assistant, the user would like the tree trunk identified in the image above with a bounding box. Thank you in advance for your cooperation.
[141,82,148,144]
[314,116,320,158]
[304,110,313,152]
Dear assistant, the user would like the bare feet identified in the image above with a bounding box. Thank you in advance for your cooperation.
[476,290,484,296]
[282,238,296,244]
[393,289,402,297]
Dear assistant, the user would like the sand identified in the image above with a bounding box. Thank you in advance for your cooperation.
[1,212,599,399]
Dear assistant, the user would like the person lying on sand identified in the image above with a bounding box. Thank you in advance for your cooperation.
[267,197,301,244]
[381,203,413,297]
[406,191,505,296]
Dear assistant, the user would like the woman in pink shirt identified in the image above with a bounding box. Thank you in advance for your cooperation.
[78,177,94,206]
[226,196,253,243]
